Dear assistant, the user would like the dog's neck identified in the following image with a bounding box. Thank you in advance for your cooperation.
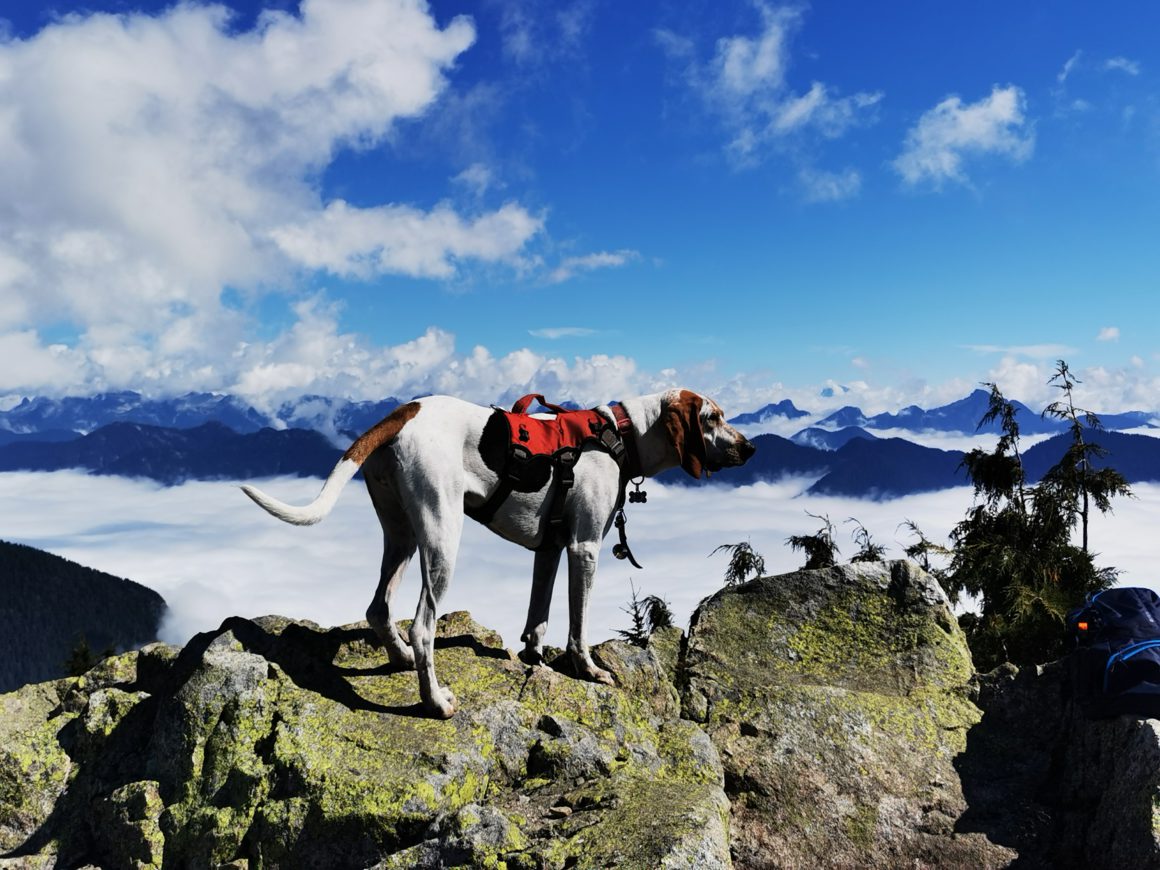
[616,393,681,478]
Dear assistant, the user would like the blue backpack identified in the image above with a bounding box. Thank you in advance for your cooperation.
[1067,587,1160,719]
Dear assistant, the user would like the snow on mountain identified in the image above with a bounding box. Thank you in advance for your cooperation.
[0,391,267,435]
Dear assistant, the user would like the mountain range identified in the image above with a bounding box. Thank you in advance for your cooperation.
[1,389,1158,497]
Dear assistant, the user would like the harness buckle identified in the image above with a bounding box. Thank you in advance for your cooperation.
[599,427,626,461]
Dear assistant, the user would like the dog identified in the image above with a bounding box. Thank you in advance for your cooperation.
[241,388,755,718]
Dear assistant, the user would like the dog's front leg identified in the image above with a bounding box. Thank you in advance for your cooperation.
[566,541,614,685]
[520,547,561,666]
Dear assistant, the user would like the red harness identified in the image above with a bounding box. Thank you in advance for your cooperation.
[466,394,640,552]
[502,394,628,465]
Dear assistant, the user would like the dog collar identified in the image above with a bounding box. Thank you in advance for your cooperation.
[609,403,643,480]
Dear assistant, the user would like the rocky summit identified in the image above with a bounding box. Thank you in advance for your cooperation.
[2,561,1159,869]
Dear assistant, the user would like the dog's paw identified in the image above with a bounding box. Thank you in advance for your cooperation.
[582,666,615,686]
[425,691,457,720]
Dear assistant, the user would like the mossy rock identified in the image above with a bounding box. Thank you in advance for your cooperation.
[683,560,1015,869]
[0,611,729,868]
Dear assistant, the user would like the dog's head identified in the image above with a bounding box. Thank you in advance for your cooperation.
[663,389,756,479]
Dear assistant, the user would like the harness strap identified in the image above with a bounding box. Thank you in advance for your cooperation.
[545,447,580,536]
[465,443,532,525]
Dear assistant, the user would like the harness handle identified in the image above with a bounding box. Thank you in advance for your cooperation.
[510,393,572,416]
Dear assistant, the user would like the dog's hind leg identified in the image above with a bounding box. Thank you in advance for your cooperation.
[364,475,417,669]
[519,547,561,665]
[565,541,614,686]
[367,531,417,669]
[408,488,465,719]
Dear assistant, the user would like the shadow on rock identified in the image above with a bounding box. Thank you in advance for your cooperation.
[953,663,1066,869]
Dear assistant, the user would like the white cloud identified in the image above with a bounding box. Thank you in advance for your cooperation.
[7,471,1158,655]
[0,0,549,394]
[1105,56,1141,76]
[1098,326,1121,342]
[1058,50,1082,84]
[0,331,87,393]
[547,249,640,284]
[529,327,598,340]
[964,343,1076,359]
[452,163,499,197]
[658,3,880,167]
[894,85,1034,188]
[799,167,862,202]
[490,0,595,67]
[270,200,543,280]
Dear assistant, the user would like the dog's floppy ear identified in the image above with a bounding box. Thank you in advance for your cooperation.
[663,390,708,479]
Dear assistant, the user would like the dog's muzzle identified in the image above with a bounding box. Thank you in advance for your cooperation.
[720,437,756,468]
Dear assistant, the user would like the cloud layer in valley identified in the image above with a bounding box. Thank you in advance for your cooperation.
[4,470,1156,655]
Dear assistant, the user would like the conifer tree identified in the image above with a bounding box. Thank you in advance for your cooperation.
[618,581,674,647]
[710,540,767,586]
[947,377,1121,669]
[786,512,839,570]
[1040,359,1132,554]
[847,518,886,563]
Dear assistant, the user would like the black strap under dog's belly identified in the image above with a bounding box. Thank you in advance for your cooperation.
[464,478,514,525]
[463,447,579,549]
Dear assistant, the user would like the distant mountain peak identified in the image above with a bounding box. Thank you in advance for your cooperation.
[728,399,810,426]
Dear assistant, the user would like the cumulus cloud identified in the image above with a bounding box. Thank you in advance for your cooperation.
[656,3,880,168]
[0,0,547,393]
[7,471,1158,652]
[270,200,543,280]
[1098,326,1121,342]
[894,85,1034,188]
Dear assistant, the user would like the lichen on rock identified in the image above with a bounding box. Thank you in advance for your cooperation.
[4,560,1160,868]
[682,560,1015,869]
[0,610,729,869]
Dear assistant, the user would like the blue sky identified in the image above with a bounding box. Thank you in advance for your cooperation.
[1,0,1158,415]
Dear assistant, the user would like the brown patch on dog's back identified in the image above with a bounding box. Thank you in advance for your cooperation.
[343,401,422,465]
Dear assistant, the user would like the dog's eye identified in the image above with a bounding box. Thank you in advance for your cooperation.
[707,411,721,424]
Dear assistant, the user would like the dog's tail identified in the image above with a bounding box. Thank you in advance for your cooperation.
[240,400,422,526]
[240,458,361,526]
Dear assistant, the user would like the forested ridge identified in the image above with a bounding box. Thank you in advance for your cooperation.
[0,540,166,692]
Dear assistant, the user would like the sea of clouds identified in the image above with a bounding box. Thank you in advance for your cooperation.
[4,470,1158,653]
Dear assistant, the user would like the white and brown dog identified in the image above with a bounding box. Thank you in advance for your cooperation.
[242,389,755,718]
